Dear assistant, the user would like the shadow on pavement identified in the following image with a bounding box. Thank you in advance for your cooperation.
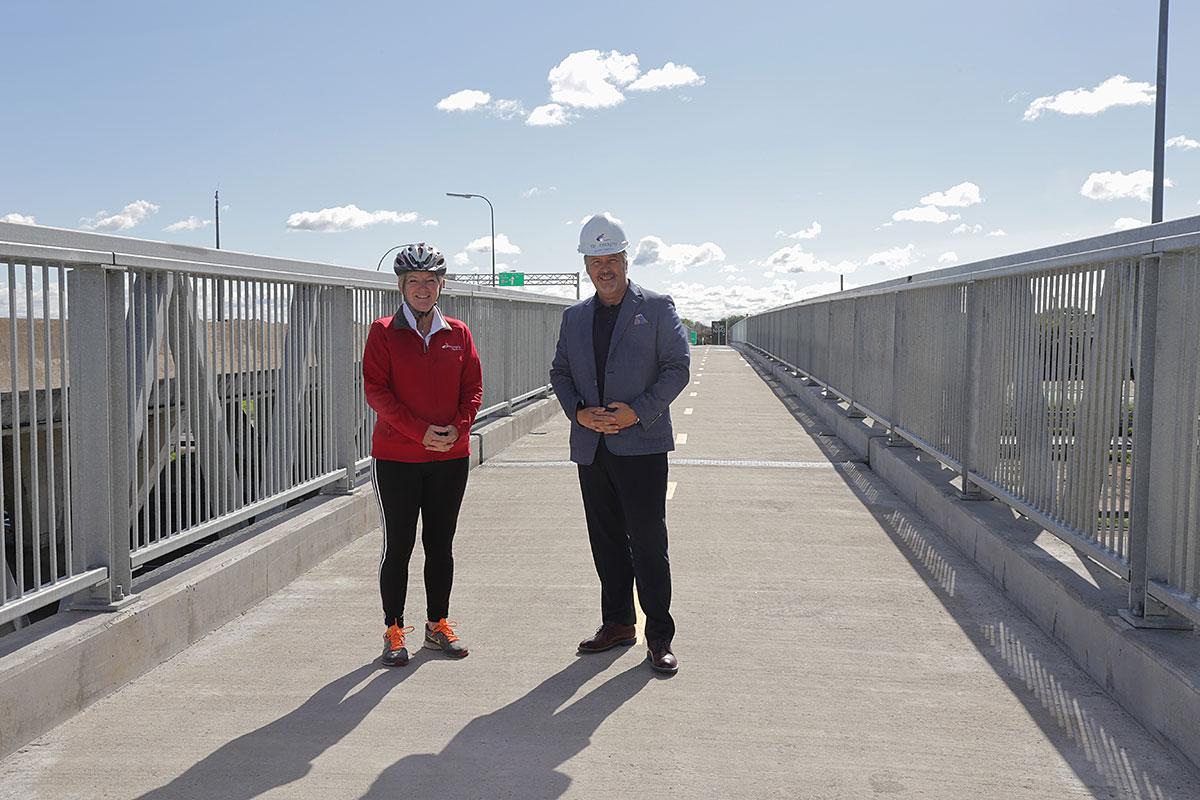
[359,651,653,800]
[134,658,419,800]
[745,350,1200,799]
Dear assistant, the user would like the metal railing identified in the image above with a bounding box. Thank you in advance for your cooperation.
[733,216,1200,629]
[0,222,572,627]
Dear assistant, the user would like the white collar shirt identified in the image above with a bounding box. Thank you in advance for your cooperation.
[402,302,451,347]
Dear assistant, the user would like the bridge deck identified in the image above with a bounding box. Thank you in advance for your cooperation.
[1,346,1196,799]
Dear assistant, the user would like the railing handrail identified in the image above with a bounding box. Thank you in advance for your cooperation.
[0,222,576,306]
[757,214,1200,312]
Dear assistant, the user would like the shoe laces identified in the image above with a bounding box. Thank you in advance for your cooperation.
[386,624,413,650]
[428,618,459,642]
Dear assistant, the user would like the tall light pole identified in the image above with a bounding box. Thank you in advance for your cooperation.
[446,192,495,287]
[1151,0,1169,223]
[214,188,221,249]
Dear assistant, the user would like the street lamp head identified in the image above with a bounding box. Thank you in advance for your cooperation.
[446,192,475,199]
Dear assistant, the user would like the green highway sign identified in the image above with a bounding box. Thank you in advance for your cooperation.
[498,272,525,287]
[688,330,698,345]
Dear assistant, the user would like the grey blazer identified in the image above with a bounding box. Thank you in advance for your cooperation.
[549,281,691,465]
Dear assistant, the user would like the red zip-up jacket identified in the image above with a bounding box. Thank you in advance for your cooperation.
[362,310,483,463]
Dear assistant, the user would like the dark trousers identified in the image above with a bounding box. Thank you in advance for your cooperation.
[372,457,470,627]
[576,440,675,643]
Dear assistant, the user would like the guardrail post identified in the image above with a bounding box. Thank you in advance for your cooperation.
[323,286,356,494]
[1121,254,1189,628]
[961,281,985,499]
[887,291,909,447]
[67,265,137,611]
[845,298,865,418]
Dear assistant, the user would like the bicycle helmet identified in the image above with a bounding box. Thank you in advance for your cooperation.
[393,242,447,275]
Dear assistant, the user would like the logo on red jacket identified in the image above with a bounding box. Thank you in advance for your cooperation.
[441,343,463,351]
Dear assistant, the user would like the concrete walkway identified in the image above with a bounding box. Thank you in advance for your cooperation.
[2,346,1197,799]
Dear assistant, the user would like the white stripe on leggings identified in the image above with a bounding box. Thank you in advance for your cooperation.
[371,460,389,609]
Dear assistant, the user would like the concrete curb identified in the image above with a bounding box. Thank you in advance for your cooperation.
[0,395,561,760]
[738,345,1200,773]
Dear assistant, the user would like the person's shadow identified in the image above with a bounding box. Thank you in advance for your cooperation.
[135,658,421,800]
[360,651,654,800]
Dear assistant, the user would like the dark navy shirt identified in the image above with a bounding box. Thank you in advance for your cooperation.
[592,292,626,402]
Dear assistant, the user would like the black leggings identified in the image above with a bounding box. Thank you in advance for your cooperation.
[372,457,470,627]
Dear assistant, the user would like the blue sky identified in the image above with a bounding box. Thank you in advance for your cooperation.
[3,1,1198,322]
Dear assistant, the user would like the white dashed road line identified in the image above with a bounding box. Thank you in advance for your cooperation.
[676,433,688,444]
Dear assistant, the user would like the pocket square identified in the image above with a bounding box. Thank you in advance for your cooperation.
[633,314,650,326]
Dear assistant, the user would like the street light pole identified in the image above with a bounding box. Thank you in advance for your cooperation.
[1151,0,1169,224]
[446,192,495,287]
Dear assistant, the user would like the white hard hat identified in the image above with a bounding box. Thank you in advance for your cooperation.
[578,214,628,256]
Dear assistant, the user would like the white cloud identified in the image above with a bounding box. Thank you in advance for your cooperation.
[765,243,856,274]
[627,62,705,92]
[1024,75,1154,120]
[719,264,741,274]
[527,103,572,127]
[466,233,521,255]
[548,49,640,109]
[775,221,822,240]
[987,229,1007,237]
[1079,170,1171,202]
[80,200,159,232]
[452,251,470,267]
[489,99,526,120]
[632,235,725,274]
[867,244,917,271]
[286,204,422,232]
[565,219,575,225]
[1167,135,1200,151]
[892,205,960,224]
[421,219,439,227]
[1113,217,1146,231]
[665,278,853,322]
[2,213,36,225]
[521,186,558,199]
[165,216,212,232]
[938,252,959,264]
[920,181,982,208]
[953,223,983,235]
[436,89,492,112]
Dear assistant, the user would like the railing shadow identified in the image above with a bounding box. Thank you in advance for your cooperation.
[134,659,418,800]
[749,353,1198,799]
[359,650,654,799]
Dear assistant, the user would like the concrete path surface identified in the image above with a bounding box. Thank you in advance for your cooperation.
[1,346,1197,799]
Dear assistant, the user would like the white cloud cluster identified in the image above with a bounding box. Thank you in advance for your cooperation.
[632,235,725,274]
[764,243,855,275]
[466,233,521,255]
[165,216,212,232]
[867,244,916,271]
[286,204,430,232]
[1079,170,1171,202]
[775,221,821,240]
[2,213,36,225]
[627,62,706,92]
[987,229,1007,237]
[80,200,159,232]
[1113,217,1146,231]
[892,206,960,224]
[892,181,980,225]
[441,49,703,129]
[1024,75,1154,120]
[953,223,983,235]
[938,252,959,264]
[919,182,982,208]
[1167,135,1200,151]
[435,89,526,119]
[666,278,850,322]
[521,186,558,198]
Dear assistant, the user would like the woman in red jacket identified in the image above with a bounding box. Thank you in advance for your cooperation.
[362,242,483,667]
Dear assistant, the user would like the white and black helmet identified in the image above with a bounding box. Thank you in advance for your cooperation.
[393,242,447,275]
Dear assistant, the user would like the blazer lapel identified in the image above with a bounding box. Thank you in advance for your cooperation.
[606,281,644,359]
[580,295,598,399]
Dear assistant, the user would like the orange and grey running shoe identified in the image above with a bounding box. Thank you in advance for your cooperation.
[381,623,414,667]
[424,618,469,658]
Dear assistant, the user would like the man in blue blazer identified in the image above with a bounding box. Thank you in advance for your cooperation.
[549,214,691,674]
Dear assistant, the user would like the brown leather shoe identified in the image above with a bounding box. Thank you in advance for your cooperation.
[578,623,637,653]
[647,640,678,674]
